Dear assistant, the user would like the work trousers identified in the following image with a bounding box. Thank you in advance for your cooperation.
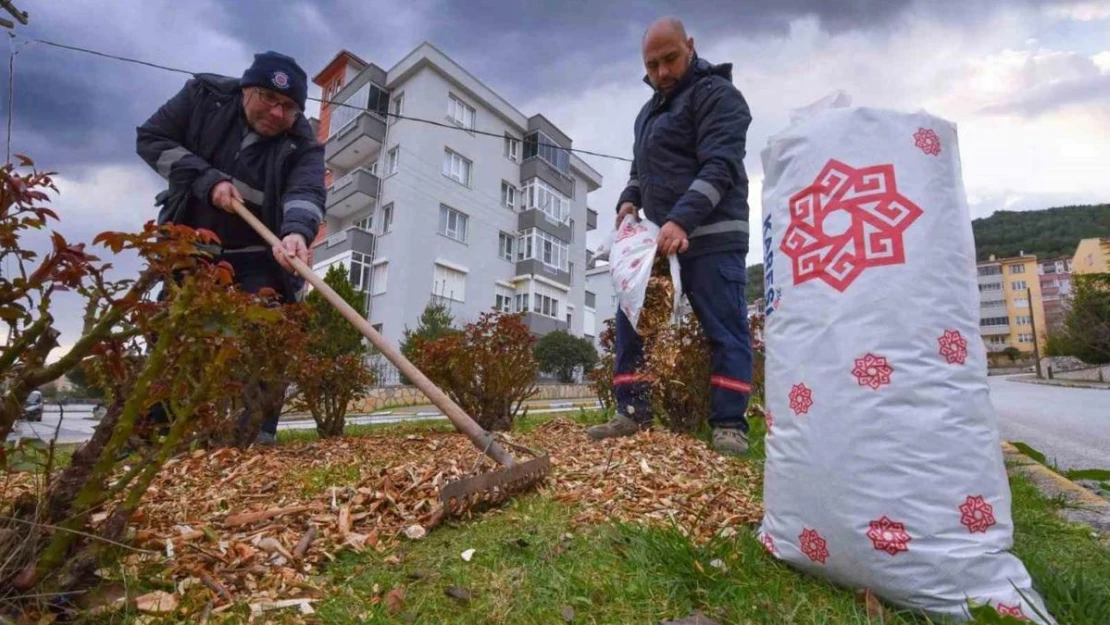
[614,249,754,431]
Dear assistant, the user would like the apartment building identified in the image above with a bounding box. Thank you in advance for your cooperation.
[977,254,1047,355]
[1037,257,1073,332]
[1071,237,1110,276]
[307,44,603,349]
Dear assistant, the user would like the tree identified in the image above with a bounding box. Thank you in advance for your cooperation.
[409,311,538,431]
[304,264,367,360]
[1002,346,1023,363]
[400,298,459,363]
[535,330,598,383]
[746,263,764,304]
[295,264,375,437]
[1061,273,1110,364]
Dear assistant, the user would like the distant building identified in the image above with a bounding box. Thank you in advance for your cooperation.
[1071,237,1110,276]
[1037,257,1073,333]
[977,253,1047,356]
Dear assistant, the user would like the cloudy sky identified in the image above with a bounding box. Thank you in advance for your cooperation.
[3,0,1108,359]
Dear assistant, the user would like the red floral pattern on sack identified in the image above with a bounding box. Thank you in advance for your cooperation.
[959,495,997,533]
[780,159,924,292]
[852,353,894,390]
[913,128,942,156]
[789,383,813,415]
[760,532,775,554]
[995,604,1028,620]
[866,516,912,556]
[938,329,969,365]
[799,528,829,564]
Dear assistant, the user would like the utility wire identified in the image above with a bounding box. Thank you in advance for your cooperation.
[15,34,633,163]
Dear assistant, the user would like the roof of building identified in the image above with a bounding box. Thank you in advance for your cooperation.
[312,49,369,85]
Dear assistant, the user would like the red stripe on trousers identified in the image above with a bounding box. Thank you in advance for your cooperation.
[711,375,751,394]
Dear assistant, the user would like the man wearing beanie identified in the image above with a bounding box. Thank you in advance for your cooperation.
[135,51,326,446]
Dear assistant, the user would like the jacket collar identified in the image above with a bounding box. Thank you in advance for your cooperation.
[642,52,734,102]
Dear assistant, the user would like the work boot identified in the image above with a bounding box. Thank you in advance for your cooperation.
[253,431,278,447]
[712,427,750,456]
[587,415,649,440]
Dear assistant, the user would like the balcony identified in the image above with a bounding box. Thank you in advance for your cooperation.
[516,258,571,286]
[518,208,572,242]
[586,208,598,231]
[312,226,375,266]
[522,312,569,336]
[521,158,574,198]
[980,324,1011,337]
[326,168,380,219]
[325,111,386,172]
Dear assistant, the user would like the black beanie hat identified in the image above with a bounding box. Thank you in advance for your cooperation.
[241,51,308,111]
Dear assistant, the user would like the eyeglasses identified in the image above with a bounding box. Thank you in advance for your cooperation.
[252,88,300,118]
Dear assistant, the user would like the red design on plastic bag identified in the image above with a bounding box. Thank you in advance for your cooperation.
[616,220,647,242]
[852,353,894,390]
[789,383,813,415]
[760,532,775,554]
[765,409,773,433]
[630,257,642,269]
[799,528,829,564]
[938,329,969,365]
[995,604,1028,620]
[959,495,997,533]
[780,160,924,292]
[867,516,912,556]
[913,128,942,156]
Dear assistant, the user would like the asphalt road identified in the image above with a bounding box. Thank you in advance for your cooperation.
[990,376,1109,471]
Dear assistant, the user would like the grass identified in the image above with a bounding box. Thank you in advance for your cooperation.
[48,411,1110,624]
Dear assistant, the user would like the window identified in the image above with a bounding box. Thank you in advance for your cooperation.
[569,218,575,242]
[438,205,468,243]
[327,81,390,138]
[350,251,373,292]
[380,203,393,234]
[980,299,1005,308]
[1018,333,1034,344]
[568,261,575,284]
[978,283,1002,293]
[1013,298,1029,308]
[585,291,597,308]
[494,284,513,313]
[523,130,570,174]
[501,181,518,209]
[504,134,520,162]
[498,231,514,261]
[371,262,388,296]
[986,336,1008,346]
[372,323,383,334]
[514,293,530,313]
[442,148,472,186]
[447,94,475,129]
[533,294,559,318]
[1012,280,1027,291]
[432,263,466,302]
[390,93,404,123]
[980,316,1009,327]
[354,212,373,232]
[387,146,399,175]
[566,310,572,327]
[977,266,1002,276]
[517,228,569,272]
[521,179,570,224]
[1015,315,1031,326]
[1010,264,1026,274]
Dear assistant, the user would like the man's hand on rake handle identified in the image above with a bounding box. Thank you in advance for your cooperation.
[273,233,308,273]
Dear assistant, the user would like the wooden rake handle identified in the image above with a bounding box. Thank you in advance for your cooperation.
[229,198,516,467]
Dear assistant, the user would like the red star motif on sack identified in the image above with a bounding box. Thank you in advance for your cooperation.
[995,604,1028,620]
[866,516,912,556]
[959,495,997,533]
[938,329,969,365]
[789,383,813,415]
[852,353,894,390]
[779,159,924,292]
[765,409,774,433]
[799,528,829,564]
[913,128,942,156]
[760,532,775,554]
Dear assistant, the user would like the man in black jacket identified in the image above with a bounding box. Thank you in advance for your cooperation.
[135,51,327,445]
[587,18,755,455]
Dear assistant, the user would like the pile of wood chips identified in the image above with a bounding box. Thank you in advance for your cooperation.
[13,417,762,617]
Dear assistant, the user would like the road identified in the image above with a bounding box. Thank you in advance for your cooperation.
[6,400,602,447]
[990,376,1109,471]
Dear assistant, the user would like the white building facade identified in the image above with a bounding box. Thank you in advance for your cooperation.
[310,44,602,352]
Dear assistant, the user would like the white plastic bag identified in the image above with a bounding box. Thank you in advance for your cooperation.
[607,215,684,332]
[758,95,1055,624]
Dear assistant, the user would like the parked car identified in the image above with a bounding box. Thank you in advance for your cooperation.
[22,389,43,422]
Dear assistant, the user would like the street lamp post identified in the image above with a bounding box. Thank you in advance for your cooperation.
[1027,287,1043,379]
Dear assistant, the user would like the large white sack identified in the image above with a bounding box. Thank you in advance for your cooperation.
[758,94,1055,624]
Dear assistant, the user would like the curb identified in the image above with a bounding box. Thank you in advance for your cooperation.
[1001,442,1110,538]
[1008,377,1110,391]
